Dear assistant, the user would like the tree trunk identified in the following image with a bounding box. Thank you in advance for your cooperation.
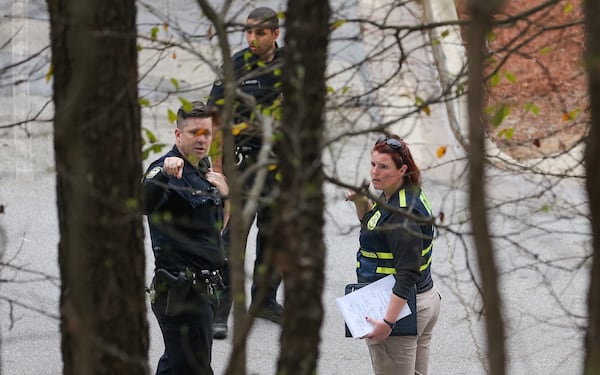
[584,1,600,374]
[276,0,330,374]
[47,0,148,373]
[466,0,506,374]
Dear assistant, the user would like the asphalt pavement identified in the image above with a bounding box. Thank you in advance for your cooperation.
[0,0,588,374]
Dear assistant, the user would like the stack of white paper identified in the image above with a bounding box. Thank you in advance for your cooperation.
[335,275,412,338]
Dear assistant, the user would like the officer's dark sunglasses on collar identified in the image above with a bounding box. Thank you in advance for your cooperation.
[375,137,403,151]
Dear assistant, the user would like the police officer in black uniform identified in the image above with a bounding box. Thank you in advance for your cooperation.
[143,101,229,375]
[207,6,284,338]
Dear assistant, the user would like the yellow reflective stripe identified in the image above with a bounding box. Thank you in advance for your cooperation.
[360,249,394,259]
[420,191,433,215]
[376,267,396,274]
[399,189,407,207]
[422,242,433,257]
[356,261,361,268]
[420,256,432,272]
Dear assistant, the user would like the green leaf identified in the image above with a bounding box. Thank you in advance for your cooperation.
[489,73,500,87]
[497,127,514,140]
[540,204,551,213]
[524,102,540,115]
[178,97,192,112]
[486,31,497,43]
[273,106,282,121]
[539,46,553,55]
[503,71,516,83]
[142,143,167,160]
[431,39,440,46]
[491,104,511,127]
[143,127,158,143]
[150,26,159,40]
[331,19,346,30]
[274,68,282,76]
[327,86,335,94]
[167,109,177,124]
[170,78,180,90]
[138,98,150,107]
[441,29,449,38]
[563,2,573,14]
[484,104,496,116]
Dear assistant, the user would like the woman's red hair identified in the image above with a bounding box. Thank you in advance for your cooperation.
[373,135,421,187]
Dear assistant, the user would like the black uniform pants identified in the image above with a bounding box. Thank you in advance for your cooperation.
[215,155,282,323]
[152,280,216,375]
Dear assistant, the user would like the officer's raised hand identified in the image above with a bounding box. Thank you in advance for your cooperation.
[163,156,185,179]
[206,168,229,198]
[346,182,373,220]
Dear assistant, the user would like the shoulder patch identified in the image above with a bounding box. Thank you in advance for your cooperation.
[367,210,382,230]
[146,166,163,179]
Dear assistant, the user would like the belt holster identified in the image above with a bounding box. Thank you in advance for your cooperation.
[155,268,191,317]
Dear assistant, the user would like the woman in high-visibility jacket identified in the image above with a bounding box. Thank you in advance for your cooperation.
[346,135,441,375]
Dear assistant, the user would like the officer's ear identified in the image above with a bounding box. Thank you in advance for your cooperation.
[399,164,408,175]
[272,28,280,39]
[175,127,183,146]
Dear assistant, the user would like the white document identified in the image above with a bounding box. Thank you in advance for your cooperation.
[336,275,412,338]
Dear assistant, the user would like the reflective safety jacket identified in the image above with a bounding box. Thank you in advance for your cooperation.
[357,186,434,299]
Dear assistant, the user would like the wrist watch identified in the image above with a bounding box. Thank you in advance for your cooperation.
[383,318,396,330]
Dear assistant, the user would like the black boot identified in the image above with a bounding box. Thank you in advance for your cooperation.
[252,300,283,324]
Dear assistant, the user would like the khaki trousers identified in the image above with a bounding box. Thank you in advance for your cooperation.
[366,287,441,375]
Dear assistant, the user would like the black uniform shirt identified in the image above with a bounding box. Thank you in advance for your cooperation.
[208,45,284,149]
[142,146,225,272]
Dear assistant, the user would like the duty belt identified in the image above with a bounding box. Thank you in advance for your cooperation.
[152,267,224,316]
[155,267,223,295]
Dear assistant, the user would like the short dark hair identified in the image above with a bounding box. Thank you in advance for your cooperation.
[176,101,215,129]
[247,7,279,29]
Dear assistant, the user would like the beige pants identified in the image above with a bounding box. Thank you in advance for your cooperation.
[366,287,441,375]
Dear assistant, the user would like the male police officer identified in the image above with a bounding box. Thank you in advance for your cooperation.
[208,7,284,339]
[143,101,229,374]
